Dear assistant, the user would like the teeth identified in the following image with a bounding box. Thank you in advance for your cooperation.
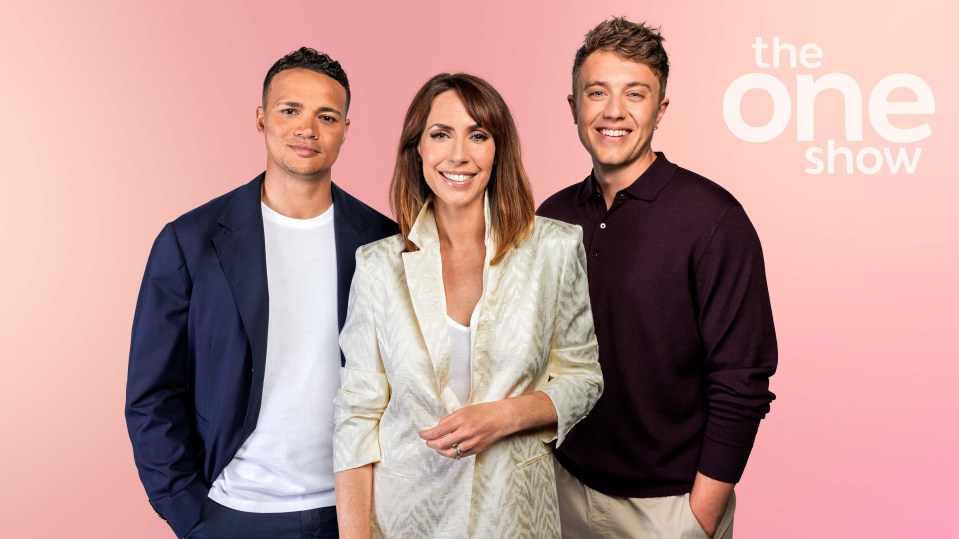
[441,172,473,182]
[601,129,628,137]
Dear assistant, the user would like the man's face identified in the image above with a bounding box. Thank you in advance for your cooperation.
[257,68,350,182]
[569,50,669,173]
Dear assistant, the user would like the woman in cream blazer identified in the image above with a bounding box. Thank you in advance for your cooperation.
[334,74,603,539]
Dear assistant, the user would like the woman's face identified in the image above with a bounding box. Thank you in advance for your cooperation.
[417,91,496,212]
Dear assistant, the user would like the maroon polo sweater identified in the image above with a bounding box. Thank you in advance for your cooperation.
[538,153,777,497]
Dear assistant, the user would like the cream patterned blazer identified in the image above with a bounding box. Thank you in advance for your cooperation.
[334,204,603,539]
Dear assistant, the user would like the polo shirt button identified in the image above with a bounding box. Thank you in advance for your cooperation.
[599,223,606,229]
[617,193,625,199]
[591,251,599,259]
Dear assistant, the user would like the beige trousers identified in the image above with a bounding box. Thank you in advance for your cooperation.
[553,456,736,539]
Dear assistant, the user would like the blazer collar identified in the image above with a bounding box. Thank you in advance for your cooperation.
[407,194,494,251]
[330,180,379,340]
[216,175,371,233]
[330,181,373,237]
[217,174,264,230]
[216,174,379,334]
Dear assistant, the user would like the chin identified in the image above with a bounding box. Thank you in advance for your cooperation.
[284,164,328,179]
[594,155,631,168]
[435,193,482,209]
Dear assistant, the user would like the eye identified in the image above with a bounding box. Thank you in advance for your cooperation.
[429,131,449,140]
[470,132,490,142]
[281,108,297,115]
[627,91,645,99]
[587,90,606,98]
[320,115,337,123]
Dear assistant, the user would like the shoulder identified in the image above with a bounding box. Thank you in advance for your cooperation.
[170,189,232,228]
[522,216,583,257]
[355,234,405,265]
[537,180,586,218]
[531,216,583,243]
[665,165,742,217]
[332,182,399,238]
[664,166,765,257]
[168,177,259,236]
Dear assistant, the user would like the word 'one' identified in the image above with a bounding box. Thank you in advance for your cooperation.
[722,37,934,175]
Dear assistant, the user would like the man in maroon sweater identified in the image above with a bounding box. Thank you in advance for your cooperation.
[538,18,778,538]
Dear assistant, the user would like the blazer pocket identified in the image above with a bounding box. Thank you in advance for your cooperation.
[374,463,415,480]
[515,451,551,471]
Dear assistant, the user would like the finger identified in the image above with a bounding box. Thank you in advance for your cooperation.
[424,434,457,451]
[418,425,441,441]
[448,444,465,460]
[431,445,457,459]
[419,413,461,440]
[459,439,481,458]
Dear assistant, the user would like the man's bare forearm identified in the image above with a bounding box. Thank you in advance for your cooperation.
[690,471,734,538]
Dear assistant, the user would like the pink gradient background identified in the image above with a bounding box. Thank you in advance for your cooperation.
[1,1,956,537]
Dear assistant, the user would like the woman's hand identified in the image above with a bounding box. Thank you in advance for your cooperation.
[419,401,514,459]
[418,392,557,459]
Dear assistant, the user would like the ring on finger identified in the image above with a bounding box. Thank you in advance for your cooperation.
[452,443,464,460]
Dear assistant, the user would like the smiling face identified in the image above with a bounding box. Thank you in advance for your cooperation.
[417,91,496,213]
[256,68,350,183]
[570,50,669,179]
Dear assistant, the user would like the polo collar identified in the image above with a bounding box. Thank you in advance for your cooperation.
[575,152,678,204]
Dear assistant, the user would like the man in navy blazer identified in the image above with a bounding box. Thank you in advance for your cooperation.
[125,48,396,538]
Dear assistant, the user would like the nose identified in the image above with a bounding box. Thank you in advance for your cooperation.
[448,134,469,165]
[603,95,625,120]
[294,115,319,139]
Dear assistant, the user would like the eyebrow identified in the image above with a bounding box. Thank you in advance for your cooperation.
[275,101,343,116]
[428,122,485,131]
[583,81,653,91]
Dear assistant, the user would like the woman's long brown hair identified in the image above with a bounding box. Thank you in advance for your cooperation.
[389,73,535,265]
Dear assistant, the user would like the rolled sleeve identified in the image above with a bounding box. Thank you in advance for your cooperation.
[334,248,390,472]
[538,228,604,446]
[694,206,778,483]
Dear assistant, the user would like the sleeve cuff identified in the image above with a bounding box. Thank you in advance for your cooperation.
[150,480,209,538]
[697,437,754,484]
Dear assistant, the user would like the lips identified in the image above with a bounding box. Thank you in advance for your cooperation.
[440,171,476,183]
[598,128,630,138]
[289,144,320,157]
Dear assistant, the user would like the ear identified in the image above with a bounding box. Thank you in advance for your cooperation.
[256,105,266,133]
[567,94,578,124]
[342,118,350,143]
[655,97,670,127]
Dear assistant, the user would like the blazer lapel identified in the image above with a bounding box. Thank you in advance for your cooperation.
[213,175,269,419]
[402,206,449,406]
[331,182,373,334]
[467,196,503,404]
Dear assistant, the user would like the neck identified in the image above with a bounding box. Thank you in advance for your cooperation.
[262,168,333,219]
[433,198,486,250]
[593,148,657,209]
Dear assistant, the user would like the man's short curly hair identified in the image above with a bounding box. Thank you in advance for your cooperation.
[572,17,669,100]
[262,47,351,112]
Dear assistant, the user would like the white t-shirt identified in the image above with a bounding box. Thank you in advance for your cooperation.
[209,202,339,512]
[447,317,473,405]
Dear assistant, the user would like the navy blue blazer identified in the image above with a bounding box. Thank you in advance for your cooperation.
[125,174,397,538]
